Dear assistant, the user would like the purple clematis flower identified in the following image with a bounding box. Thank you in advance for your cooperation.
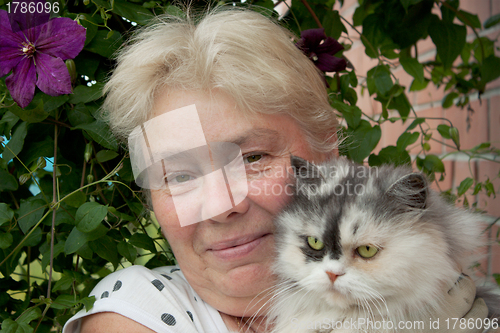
[296,28,347,73]
[0,0,86,108]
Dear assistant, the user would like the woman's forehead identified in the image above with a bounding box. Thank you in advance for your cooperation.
[151,89,306,146]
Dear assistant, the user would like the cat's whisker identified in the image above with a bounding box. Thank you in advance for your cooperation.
[245,280,302,331]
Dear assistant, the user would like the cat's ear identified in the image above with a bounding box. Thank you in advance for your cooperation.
[290,155,324,194]
[386,173,428,209]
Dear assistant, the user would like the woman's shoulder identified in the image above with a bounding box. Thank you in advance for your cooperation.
[63,265,227,333]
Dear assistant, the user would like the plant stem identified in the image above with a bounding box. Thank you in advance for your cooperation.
[299,0,322,29]
[47,119,58,299]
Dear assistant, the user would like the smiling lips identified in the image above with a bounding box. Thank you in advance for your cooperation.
[208,233,270,260]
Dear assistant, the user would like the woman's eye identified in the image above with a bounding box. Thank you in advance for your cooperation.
[356,245,379,259]
[307,236,324,251]
[245,154,263,163]
[174,175,193,183]
[165,174,195,185]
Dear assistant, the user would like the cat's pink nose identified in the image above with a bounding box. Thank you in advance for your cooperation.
[326,271,337,283]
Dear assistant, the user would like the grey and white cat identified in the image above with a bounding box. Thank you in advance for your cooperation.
[269,156,500,333]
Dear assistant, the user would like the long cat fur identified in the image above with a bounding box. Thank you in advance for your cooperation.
[268,156,500,333]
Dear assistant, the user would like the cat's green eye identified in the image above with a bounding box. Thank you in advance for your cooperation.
[356,245,379,258]
[307,236,324,250]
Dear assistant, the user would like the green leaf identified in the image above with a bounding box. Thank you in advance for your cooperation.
[41,241,65,270]
[76,202,108,233]
[373,65,393,96]
[437,124,451,139]
[347,120,382,163]
[17,198,46,234]
[89,236,118,268]
[0,319,33,333]
[52,274,75,292]
[0,203,14,226]
[74,120,118,151]
[67,103,96,127]
[80,14,99,46]
[68,84,104,104]
[64,191,87,208]
[331,100,361,129]
[428,16,466,69]
[484,179,496,198]
[64,224,107,254]
[2,121,28,161]
[79,296,96,311]
[457,177,474,196]
[51,295,78,310]
[8,96,47,123]
[0,169,18,191]
[419,154,445,174]
[24,226,42,247]
[117,241,137,263]
[406,118,425,131]
[409,78,429,91]
[396,132,419,151]
[322,10,346,40]
[457,10,481,29]
[129,233,157,253]
[85,30,123,58]
[442,92,458,108]
[481,55,500,84]
[96,150,119,163]
[388,93,411,120]
[112,0,154,25]
[400,56,424,83]
[400,0,423,10]
[0,111,20,139]
[368,146,411,167]
[17,306,41,325]
[0,231,13,249]
[484,13,500,29]
[42,94,69,113]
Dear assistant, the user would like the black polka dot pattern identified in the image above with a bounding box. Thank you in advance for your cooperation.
[194,296,197,302]
[161,313,176,326]
[161,274,172,280]
[152,279,164,291]
[170,268,180,273]
[101,291,109,299]
[187,311,193,322]
[113,280,122,291]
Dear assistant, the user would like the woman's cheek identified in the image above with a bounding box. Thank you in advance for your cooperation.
[247,175,293,215]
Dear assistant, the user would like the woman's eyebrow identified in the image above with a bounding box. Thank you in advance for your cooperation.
[229,128,282,147]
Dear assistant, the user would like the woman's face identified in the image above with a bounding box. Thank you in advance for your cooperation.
[150,89,333,317]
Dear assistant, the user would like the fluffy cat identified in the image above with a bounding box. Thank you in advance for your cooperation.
[268,156,500,333]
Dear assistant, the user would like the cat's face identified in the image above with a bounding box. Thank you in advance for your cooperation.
[273,157,458,312]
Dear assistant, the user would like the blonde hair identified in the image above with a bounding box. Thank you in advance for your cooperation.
[103,6,339,153]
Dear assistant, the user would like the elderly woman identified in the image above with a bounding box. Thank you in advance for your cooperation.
[63,7,489,333]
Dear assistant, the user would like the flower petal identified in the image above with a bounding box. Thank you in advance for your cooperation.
[8,0,49,35]
[0,48,24,77]
[6,58,36,108]
[34,53,72,96]
[299,28,326,49]
[0,11,26,76]
[36,17,86,60]
[316,37,344,56]
[315,54,347,73]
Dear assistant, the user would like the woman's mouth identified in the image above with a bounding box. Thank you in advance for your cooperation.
[208,233,271,260]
